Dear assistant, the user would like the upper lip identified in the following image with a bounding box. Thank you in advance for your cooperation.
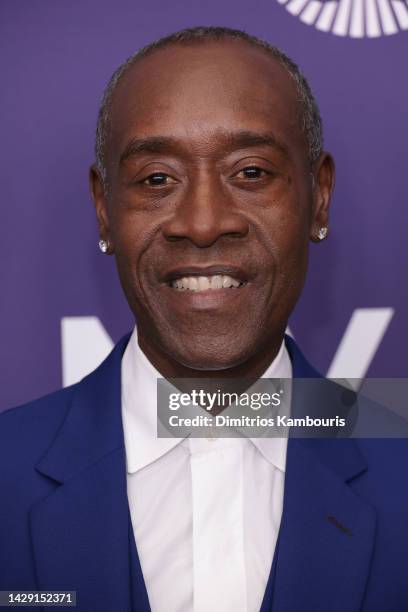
[162,264,250,284]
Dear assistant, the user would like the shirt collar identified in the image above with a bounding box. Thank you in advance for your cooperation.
[121,327,292,474]
[243,341,291,472]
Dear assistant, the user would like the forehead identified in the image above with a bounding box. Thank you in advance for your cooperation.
[109,39,304,158]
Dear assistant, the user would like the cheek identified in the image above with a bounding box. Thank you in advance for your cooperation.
[110,205,153,265]
[258,193,311,255]
[277,228,310,305]
[109,214,150,296]
[258,204,311,302]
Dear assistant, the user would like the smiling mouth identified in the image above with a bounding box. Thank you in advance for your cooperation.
[170,274,246,292]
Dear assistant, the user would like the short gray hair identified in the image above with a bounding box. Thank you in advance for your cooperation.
[95,26,323,186]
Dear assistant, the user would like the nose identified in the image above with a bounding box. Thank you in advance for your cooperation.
[162,172,249,247]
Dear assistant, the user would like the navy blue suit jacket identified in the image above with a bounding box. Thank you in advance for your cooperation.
[1,334,408,611]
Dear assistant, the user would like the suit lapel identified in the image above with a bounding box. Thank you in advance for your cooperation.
[260,337,376,612]
[30,335,151,612]
[30,448,134,611]
[267,437,376,612]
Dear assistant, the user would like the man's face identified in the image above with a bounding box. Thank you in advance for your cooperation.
[91,40,334,371]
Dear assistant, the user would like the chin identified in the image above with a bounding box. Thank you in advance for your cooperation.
[162,335,254,372]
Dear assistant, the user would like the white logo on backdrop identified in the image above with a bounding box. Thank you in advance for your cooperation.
[61,308,394,390]
[277,0,408,37]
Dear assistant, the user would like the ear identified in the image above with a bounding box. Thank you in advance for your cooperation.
[89,164,114,254]
[310,152,335,243]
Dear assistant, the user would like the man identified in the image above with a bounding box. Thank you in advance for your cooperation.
[0,26,407,612]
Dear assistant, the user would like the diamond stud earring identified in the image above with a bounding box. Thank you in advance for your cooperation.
[318,227,328,241]
[98,239,109,253]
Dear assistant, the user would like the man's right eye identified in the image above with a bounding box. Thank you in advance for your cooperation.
[143,172,172,186]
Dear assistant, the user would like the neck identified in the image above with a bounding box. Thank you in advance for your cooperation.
[137,329,287,416]
[137,330,286,380]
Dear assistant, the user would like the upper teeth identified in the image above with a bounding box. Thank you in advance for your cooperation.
[171,275,242,291]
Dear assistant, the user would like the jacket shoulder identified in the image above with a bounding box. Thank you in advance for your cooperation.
[0,386,77,467]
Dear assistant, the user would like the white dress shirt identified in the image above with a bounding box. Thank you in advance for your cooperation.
[122,327,292,612]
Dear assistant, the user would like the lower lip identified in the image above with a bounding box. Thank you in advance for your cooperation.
[161,284,250,310]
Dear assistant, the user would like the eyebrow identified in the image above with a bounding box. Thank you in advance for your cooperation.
[119,130,290,165]
[120,137,176,163]
[225,130,290,158]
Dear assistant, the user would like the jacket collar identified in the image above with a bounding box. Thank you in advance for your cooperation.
[36,333,131,484]
[36,331,365,486]
[285,333,367,482]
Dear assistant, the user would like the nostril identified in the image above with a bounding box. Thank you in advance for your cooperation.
[165,234,184,242]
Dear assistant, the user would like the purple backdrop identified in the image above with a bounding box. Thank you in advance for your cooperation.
[1,0,407,411]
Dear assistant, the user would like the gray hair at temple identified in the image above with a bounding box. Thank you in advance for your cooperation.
[94,26,323,188]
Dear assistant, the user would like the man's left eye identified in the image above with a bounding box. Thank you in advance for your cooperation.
[143,173,173,186]
[236,166,267,180]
